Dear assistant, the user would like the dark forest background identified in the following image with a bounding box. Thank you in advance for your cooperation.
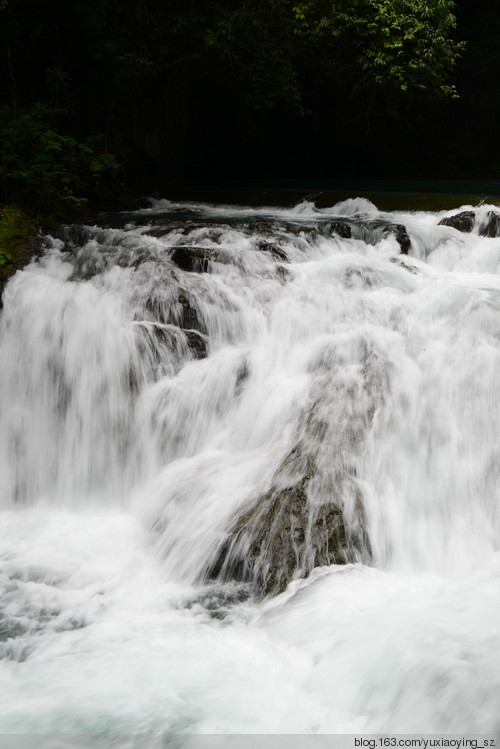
[0,0,498,215]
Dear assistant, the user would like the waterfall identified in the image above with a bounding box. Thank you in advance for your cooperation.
[0,198,499,737]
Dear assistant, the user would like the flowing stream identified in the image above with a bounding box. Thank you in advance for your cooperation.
[0,197,499,740]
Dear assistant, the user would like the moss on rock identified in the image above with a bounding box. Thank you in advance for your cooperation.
[0,206,40,307]
[207,446,367,596]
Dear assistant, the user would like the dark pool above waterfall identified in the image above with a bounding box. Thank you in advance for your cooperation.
[0,196,499,739]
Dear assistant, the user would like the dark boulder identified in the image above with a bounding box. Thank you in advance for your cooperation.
[132,321,208,388]
[330,221,352,239]
[184,330,208,360]
[382,224,412,255]
[171,246,226,273]
[207,449,366,596]
[177,290,203,333]
[438,211,475,233]
[256,240,288,262]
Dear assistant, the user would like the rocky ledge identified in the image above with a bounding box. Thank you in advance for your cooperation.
[206,448,369,596]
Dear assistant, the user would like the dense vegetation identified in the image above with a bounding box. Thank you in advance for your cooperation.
[0,0,498,223]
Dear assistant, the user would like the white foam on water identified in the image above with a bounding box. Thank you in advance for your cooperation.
[1,199,499,737]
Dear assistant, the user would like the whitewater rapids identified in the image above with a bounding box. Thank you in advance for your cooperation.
[0,197,499,739]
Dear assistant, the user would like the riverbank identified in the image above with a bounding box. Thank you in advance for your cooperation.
[0,207,41,307]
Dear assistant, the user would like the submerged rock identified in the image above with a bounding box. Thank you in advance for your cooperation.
[183,584,252,620]
[343,266,381,289]
[390,257,419,274]
[478,210,500,237]
[438,211,475,233]
[383,224,412,255]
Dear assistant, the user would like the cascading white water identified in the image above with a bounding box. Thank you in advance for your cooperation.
[0,197,499,738]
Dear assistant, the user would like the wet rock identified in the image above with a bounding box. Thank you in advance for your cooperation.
[235,360,250,396]
[390,257,419,274]
[54,224,92,250]
[69,245,108,280]
[170,246,226,272]
[207,449,365,597]
[133,322,208,387]
[383,224,412,255]
[0,614,29,642]
[248,220,275,234]
[141,285,207,337]
[276,265,292,283]
[184,330,208,360]
[178,290,202,332]
[256,240,288,262]
[438,211,475,233]
[133,323,190,385]
[478,210,500,238]
[343,266,380,288]
[330,221,352,239]
[183,584,252,620]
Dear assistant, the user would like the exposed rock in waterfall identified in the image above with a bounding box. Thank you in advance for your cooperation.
[256,240,289,262]
[177,290,204,333]
[55,224,93,250]
[207,446,369,596]
[246,220,275,234]
[184,330,208,360]
[137,281,206,334]
[134,323,208,382]
[438,211,475,233]
[382,224,412,255]
[207,330,389,596]
[170,246,228,272]
[330,221,352,239]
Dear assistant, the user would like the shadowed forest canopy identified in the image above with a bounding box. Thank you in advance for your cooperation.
[0,0,497,210]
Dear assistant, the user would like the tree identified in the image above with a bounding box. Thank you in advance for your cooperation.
[291,0,464,96]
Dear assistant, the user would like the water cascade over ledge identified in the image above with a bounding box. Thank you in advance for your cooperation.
[0,197,499,737]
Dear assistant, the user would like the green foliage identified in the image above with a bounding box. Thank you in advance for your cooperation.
[291,0,464,95]
[0,105,119,214]
[0,246,11,267]
[0,205,30,267]
[206,1,304,112]
[0,0,471,200]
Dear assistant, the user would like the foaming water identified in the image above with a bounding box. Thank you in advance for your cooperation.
[0,197,499,736]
